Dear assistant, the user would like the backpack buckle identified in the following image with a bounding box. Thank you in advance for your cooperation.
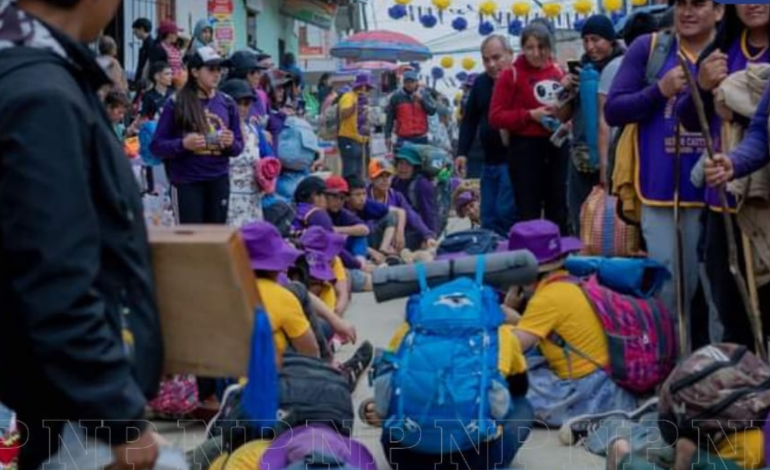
[404,418,419,432]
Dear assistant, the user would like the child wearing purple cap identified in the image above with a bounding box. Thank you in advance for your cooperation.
[240,221,320,362]
[295,227,353,315]
[504,220,639,432]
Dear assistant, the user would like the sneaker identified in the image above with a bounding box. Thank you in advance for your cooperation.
[558,410,630,446]
[339,341,374,392]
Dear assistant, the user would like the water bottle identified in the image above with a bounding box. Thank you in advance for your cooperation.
[579,63,600,170]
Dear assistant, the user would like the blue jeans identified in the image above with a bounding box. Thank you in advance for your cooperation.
[381,396,535,470]
[480,163,516,237]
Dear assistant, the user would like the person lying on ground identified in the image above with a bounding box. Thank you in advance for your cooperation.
[345,175,407,263]
[367,158,437,251]
[507,220,639,426]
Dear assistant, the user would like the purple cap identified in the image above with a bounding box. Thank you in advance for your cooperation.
[300,227,346,281]
[507,220,581,265]
[353,72,374,90]
[241,221,301,272]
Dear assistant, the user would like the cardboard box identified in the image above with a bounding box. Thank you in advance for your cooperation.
[148,225,262,377]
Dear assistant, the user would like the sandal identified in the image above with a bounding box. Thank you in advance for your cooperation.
[357,398,382,428]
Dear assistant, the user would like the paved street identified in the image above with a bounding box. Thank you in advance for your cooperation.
[157,289,606,470]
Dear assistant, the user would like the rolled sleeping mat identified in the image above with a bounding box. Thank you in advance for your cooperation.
[372,250,539,302]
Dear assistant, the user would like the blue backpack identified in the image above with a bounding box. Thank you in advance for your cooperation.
[383,256,506,453]
[277,117,319,171]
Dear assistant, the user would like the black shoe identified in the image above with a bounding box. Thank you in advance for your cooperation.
[339,341,374,392]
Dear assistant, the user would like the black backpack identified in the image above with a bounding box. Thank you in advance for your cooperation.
[437,229,503,259]
[210,355,354,451]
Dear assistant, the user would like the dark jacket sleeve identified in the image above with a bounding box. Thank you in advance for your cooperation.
[148,43,168,65]
[457,82,481,157]
[385,93,397,137]
[1,91,146,440]
[136,39,150,82]
[420,92,438,116]
[730,81,770,178]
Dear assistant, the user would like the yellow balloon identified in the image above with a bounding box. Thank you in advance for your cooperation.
[631,0,647,6]
[603,0,622,11]
[394,0,412,4]
[432,0,451,10]
[574,0,593,15]
[440,56,455,69]
[542,3,561,17]
[511,1,531,16]
[479,0,497,16]
[461,57,476,71]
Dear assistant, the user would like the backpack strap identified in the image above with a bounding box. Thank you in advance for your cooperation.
[475,255,486,286]
[645,32,674,85]
[415,261,429,292]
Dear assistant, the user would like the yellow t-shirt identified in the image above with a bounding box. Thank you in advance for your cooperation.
[256,278,311,358]
[318,256,348,309]
[337,91,367,143]
[715,429,765,469]
[515,271,608,379]
[388,323,527,377]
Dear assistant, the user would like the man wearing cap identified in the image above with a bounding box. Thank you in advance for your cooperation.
[605,0,723,319]
[384,70,438,151]
[367,158,437,250]
[562,15,625,234]
[457,34,517,237]
[338,73,375,180]
[506,221,637,426]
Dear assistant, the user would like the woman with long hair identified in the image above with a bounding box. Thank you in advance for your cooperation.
[678,4,770,349]
[149,20,185,86]
[489,24,571,232]
[150,46,243,225]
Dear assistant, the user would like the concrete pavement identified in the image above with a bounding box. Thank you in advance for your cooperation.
[158,289,606,470]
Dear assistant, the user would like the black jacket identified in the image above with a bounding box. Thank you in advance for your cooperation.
[136,35,153,84]
[457,72,508,165]
[0,27,163,468]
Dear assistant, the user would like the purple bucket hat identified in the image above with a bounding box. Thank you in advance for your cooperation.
[353,72,374,90]
[507,220,581,265]
[260,424,377,470]
[300,227,346,281]
[454,190,477,215]
[241,221,301,272]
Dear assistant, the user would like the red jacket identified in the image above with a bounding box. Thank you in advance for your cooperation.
[489,55,565,138]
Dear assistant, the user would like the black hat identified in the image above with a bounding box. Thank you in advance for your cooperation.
[294,176,327,203]
[220,79,257,101]
[581,14,617,42]
[229,50,267,72]
[187,46,232,69]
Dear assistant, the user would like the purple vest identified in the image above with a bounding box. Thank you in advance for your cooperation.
[638,43,705,206]
[705,37,770,209]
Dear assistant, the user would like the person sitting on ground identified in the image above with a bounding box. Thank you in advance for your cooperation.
[367,158,436,252]
[241,221,320,364]
[453,183,481,227]
[391,145,440,236]
[345,175,407,263]
[325,175,370,264]
[360,311,535,470]
[292,176,364,275]
[297,227,353,317]
[507,220,638,426]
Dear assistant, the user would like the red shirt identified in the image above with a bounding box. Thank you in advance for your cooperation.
[489,55,565,138]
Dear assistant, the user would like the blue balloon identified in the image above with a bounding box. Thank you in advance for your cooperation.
[410,62,422,73]
[452,16,468,31]
[611,11,625,24]
[508,19,523,36]
[574,18,586,32]
[420,14,438,28]
[388,5,407,20]
[478,21,494,36]
[431,66,444,79]
[456,71,469,82]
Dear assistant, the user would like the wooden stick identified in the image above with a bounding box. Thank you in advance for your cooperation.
[742,234,764,353]
[677,53,767,360]
[674,118,689,358]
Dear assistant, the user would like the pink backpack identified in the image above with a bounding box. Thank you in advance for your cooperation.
[548,274,678,394]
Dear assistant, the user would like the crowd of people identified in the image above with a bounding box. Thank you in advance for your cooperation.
[5,0,770,470]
